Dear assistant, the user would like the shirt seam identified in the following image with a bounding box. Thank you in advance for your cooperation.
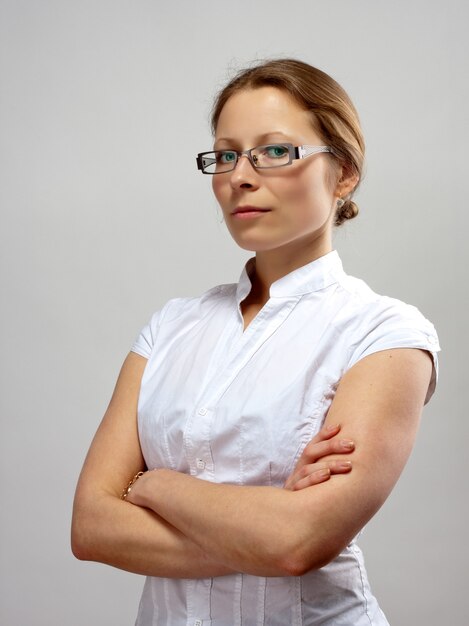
[350,543,373,625]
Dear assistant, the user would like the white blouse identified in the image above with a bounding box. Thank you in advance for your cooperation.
[131,250,440,626]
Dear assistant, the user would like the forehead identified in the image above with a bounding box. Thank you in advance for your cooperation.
[215,86,319,145]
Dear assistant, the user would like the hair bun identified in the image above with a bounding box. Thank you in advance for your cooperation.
[335,199,359,226]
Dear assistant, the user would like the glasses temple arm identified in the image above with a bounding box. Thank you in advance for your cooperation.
[297,145,333,159]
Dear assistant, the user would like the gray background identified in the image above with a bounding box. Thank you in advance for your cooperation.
[0,1,467,624]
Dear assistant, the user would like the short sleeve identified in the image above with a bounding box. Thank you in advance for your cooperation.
[130,309,162,359]
[347,297,440,405]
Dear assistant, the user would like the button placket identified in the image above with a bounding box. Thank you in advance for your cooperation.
[188,407,214,477]
[187,299,300,480]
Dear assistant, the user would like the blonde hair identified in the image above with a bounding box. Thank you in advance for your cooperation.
[211,59,365,226]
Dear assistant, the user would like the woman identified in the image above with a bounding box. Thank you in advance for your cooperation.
[72,59,440,625]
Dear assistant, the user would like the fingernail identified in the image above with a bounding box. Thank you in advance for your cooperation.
[341,439,355,449]
[319,469,331,478]
[339,461,352,469]
[327,424,340,432]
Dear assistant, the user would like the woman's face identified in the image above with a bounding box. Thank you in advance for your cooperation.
[212,86,340,254]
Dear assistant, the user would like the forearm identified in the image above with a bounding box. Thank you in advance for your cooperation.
[71,351,235,579]
[129,470,305,576]
[71,490,235,578]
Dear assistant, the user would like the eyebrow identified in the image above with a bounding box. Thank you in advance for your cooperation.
[213,131,293,149]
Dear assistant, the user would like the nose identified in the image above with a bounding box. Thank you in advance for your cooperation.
[229,154,260,190]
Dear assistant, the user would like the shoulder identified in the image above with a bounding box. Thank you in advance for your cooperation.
[162,282,237,321]
[334,271,438,338]
[331,271,440,403]
[130,281,237,359]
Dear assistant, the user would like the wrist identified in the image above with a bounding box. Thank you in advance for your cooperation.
[121,471,145,501]
[125,469,163,508]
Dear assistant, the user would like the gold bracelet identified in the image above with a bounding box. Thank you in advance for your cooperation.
[121,471,145,500]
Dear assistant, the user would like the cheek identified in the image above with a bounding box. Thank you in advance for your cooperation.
[275,173,332,229]
[277,176,319,212]
[212,177,226,205]
[288,167,331,204]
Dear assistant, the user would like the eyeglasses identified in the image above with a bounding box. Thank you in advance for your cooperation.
[196,143,333,175]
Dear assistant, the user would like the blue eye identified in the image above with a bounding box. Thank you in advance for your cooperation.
[265,145,289,158]
[217,151,237,164]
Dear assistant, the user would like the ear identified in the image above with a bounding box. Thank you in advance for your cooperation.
[334,165,359,199]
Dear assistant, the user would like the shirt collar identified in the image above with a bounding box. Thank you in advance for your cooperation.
[236,250,345,304]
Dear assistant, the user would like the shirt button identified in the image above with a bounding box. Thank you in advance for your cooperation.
[194,620,203,626]
[198,407,207,416]
[196,458,206,470]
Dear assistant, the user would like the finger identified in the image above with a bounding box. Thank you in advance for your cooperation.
[287,460,352,491]
[300,437,355,464]
[313,422,341,443]
[285,427,354,488]
[286,437,353,486]
[291,468,331,491]
[299,459,352,480]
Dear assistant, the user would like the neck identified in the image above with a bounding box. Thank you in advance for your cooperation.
[248,234,332,303]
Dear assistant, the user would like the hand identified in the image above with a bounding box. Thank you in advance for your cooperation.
[284,424,354,491]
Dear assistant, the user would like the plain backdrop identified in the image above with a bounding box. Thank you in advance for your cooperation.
[0,1,467,624]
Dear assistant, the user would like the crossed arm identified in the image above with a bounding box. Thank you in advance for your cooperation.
[71,347,433,577]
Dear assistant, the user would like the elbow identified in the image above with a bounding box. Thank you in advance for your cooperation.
[70,505,100,562]
[71,489,121,563]
[70,517,92,561]
[71,536,87,561]
[250,525,329,577]
[277,539,341,577]
[277,555,315,578]
[273,507,351,576]
[280,552,334,577]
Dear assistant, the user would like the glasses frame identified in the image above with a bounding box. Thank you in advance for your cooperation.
[196,143,333,175]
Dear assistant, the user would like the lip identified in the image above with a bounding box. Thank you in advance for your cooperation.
[231,205,272,215]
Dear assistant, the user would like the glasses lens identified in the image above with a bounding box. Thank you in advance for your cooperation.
[252,144,291,168]
[201,151,238,174]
